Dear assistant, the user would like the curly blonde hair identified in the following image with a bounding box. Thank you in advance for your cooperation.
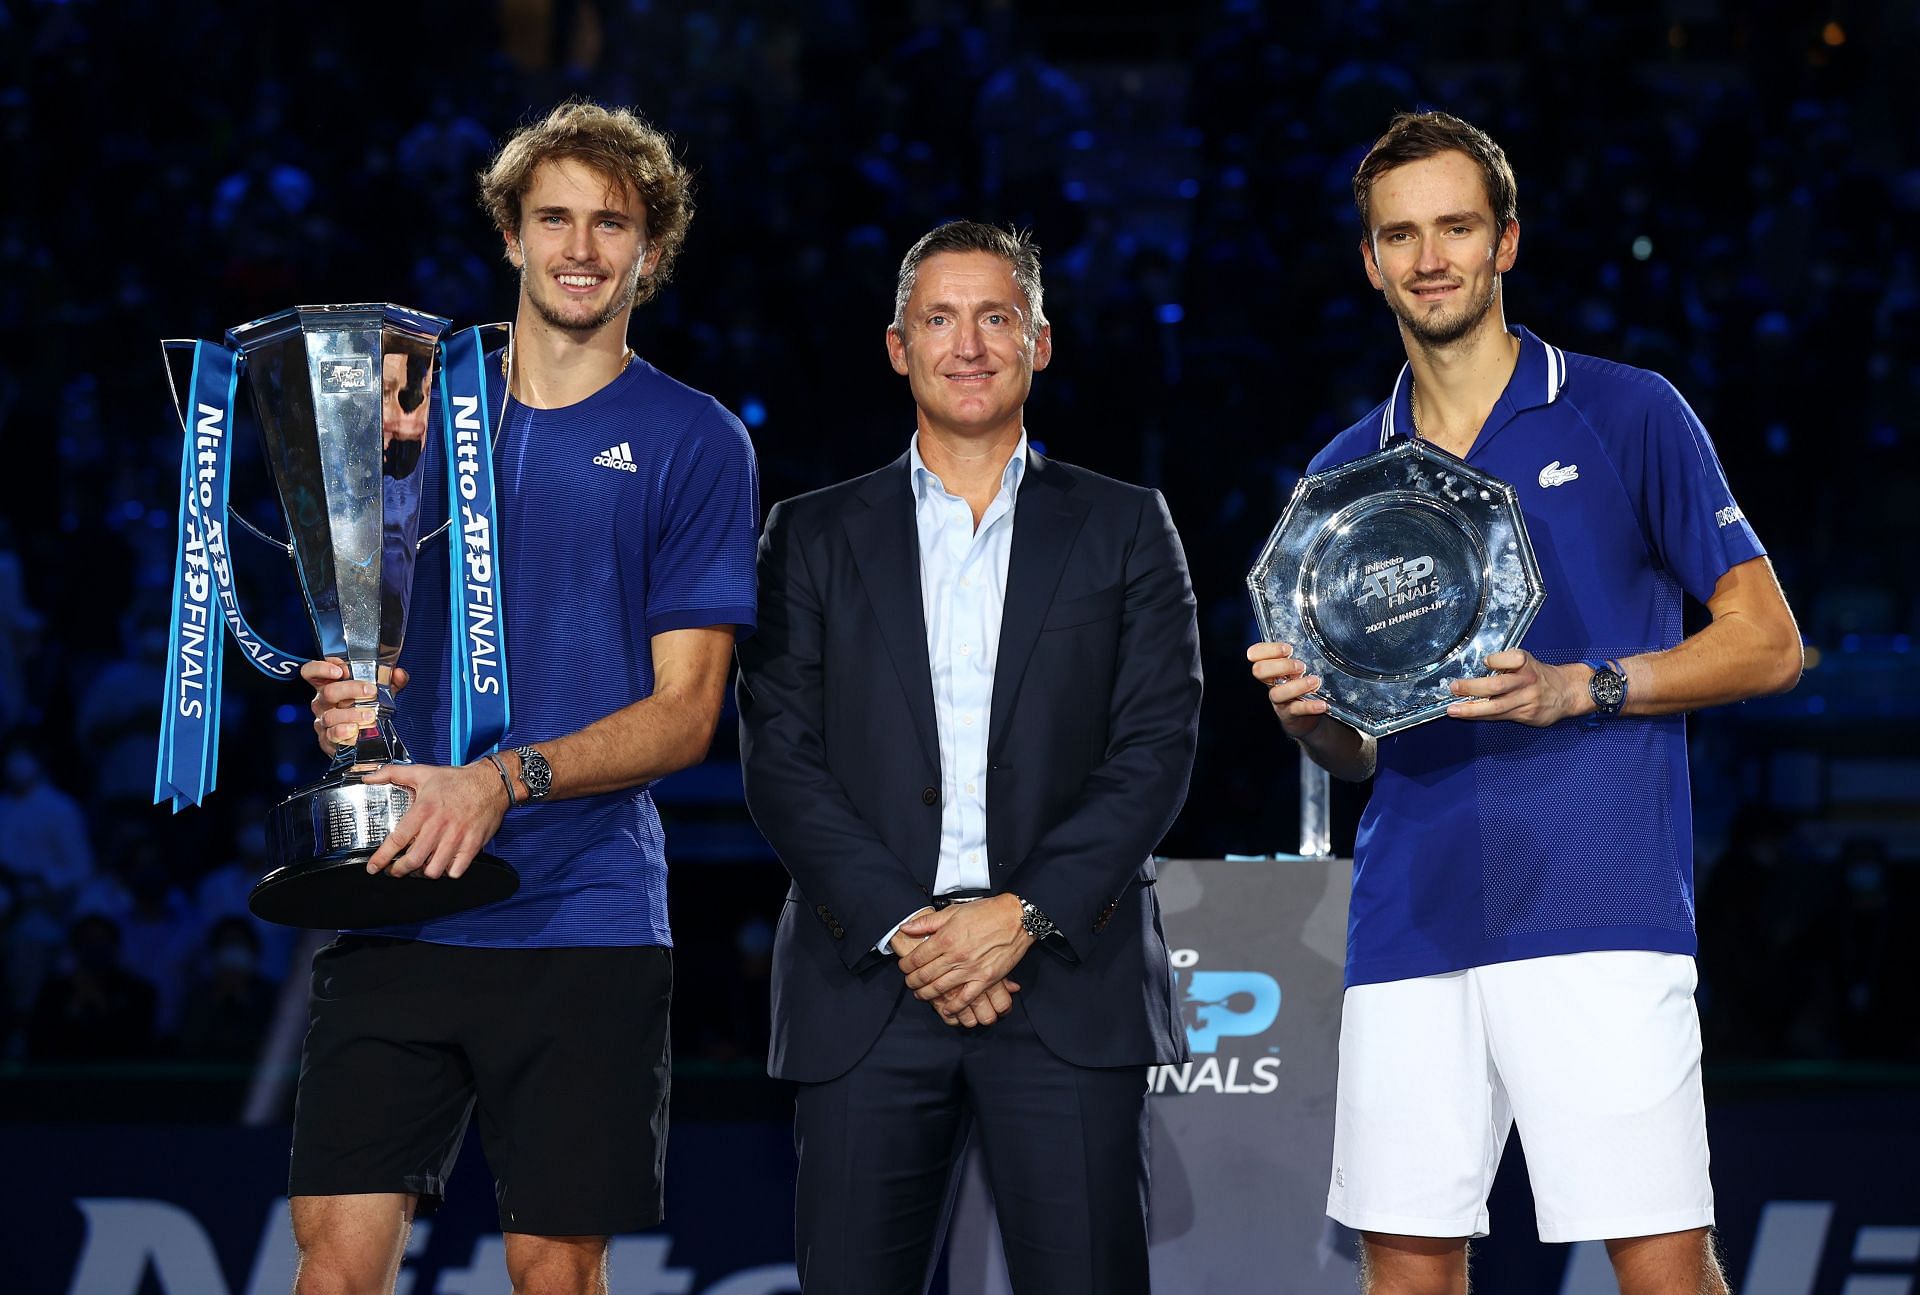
[479,100,695,304]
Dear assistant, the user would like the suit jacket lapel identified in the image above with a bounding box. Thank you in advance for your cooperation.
[989,452,1089,759]
[844,457,940,771]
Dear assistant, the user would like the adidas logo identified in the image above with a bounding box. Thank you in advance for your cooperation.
[593,442,639,473]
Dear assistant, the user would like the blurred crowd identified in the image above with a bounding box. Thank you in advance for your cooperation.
[1,0,1915,1084]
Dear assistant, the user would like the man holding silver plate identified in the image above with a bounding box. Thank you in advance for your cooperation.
[1248,112,1802,1294]
[290,103,758,1293]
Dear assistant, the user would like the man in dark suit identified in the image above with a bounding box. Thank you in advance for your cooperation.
[737,220,1201,1295]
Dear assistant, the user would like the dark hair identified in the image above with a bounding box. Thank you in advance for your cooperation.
[479,99,695,305]
[892,221,1048,338]
[1352,111,1518,239]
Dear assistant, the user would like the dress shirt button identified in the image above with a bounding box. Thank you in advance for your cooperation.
[958,642,971,656]
[921,786,939,806]
[967,851,978,865]
[961,713,975,728]
[964,780,977,797]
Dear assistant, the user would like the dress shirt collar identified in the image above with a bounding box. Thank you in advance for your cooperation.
[908,430,1029,508]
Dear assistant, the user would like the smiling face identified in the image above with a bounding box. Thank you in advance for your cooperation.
[886,250,1052,441]
[503,158,660,336]
[1361,149,1518,350]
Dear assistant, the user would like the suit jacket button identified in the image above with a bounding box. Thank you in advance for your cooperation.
[921,786,939,806]
[815,904,831,920]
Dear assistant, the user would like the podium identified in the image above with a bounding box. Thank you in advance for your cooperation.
[946,854,1360,1294]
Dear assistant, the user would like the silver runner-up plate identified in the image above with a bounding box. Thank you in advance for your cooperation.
[1248,439,1545,738]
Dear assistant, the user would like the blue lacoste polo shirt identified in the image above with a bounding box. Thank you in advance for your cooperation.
[1309,327,1767,987]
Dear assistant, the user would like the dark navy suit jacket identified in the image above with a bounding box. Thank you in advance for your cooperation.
[737,450,1201,1083]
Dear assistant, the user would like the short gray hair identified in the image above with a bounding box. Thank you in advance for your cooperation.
[891,221,1048,339]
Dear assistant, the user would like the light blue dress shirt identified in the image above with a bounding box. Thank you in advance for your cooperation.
[879,431,1027,952]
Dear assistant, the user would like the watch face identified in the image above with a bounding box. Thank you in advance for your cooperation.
[1592,670,1626,713]
[516,746,553,797]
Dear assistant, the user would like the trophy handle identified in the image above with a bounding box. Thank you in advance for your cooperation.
[160,339,295,558]
[415,321,513,553]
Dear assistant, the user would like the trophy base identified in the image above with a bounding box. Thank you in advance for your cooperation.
[252,774,520,929]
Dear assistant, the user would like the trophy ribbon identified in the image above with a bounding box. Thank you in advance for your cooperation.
[154,340,308,812]
[436,324,512,764]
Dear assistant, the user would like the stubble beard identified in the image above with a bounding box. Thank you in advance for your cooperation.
[523,255,647,335]
[1393,273,1499,349]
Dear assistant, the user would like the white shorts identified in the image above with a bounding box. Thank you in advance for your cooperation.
[1326,950,1714,1244]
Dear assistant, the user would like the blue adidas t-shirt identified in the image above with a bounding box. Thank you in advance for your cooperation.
[365,351,759,948]
[1310,327,1766,987]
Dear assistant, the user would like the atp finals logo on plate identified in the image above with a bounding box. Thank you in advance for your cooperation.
[320,358,372,394]
[1353,554,1437,609]
[1151,948,1284,1095]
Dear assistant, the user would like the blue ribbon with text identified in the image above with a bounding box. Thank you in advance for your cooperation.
[436,326,511,763]
[154,341,306,811]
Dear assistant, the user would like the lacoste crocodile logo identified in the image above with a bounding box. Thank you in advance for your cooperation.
[1538,461,1580,488]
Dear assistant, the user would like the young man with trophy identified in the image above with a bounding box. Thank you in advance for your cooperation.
[290,102,759,1295]
[1248,112,1802,1294]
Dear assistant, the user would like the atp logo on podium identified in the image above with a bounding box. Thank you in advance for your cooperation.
[1151,948,1284,1095]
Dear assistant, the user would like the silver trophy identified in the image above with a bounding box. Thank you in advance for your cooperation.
[209,304,517,927]
[1248,440,1545,737]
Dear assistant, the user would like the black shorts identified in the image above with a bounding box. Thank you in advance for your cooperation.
[289,935,672,1235]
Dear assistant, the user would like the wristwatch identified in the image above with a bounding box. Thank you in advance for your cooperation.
[513,744,554,801]
[1583,658,1628,722]
[1017,897,1057,942]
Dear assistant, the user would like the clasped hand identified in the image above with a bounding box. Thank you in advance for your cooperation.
[895,895,1032,1029]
